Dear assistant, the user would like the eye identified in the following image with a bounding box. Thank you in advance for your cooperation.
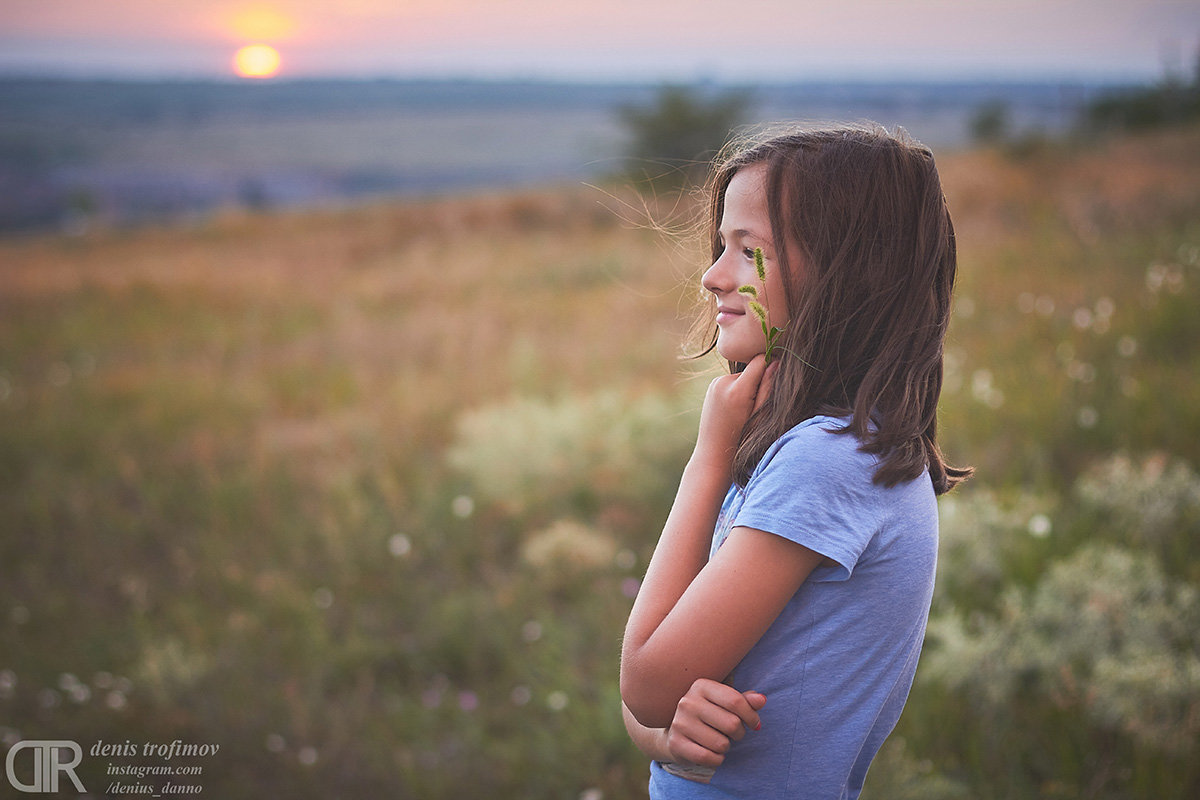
[742,248,756,260]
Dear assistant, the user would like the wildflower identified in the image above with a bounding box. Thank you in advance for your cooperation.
[740,248,788,365]
[451,495,475,518]
[388,533,413,557]
[748,301,768,324]
[1027,514,1052,538]
[1077,406,1099,429]
[521,620,543,643]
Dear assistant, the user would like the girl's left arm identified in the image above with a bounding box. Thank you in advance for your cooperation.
[620,357,824,729]
[623,682,767,769]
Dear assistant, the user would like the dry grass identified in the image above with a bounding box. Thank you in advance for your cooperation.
[1,125,1198,799]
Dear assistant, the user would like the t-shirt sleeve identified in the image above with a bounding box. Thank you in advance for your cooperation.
[730,419,882,582]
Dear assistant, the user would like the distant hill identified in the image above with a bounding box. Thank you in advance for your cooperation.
[0,76,1128,232]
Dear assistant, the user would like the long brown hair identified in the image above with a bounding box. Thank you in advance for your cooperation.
[697,124,972,495]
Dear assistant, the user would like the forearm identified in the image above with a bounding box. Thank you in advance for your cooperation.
[620,455,729,724]
[627,455,728,634]
[621,359,774,727]
[622,702,673,763]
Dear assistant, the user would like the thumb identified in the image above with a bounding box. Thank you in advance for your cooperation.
[744,691,767,711]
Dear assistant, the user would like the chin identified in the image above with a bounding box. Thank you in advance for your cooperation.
[716,343,765,364]
[715,329,768,364]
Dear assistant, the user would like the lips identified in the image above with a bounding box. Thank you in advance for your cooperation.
[715,306,745,324]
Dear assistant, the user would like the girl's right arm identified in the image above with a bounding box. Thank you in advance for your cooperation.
[621,356,823,728]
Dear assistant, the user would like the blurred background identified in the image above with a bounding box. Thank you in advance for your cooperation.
[1,1,1198,798]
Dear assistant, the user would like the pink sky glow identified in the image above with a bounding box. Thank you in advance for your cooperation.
[1,0,1197,81]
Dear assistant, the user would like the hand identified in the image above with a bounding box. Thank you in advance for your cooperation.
[663,678,767,769]
[693,355,777,471]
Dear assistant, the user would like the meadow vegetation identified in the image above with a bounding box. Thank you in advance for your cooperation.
[1,125,1198,798]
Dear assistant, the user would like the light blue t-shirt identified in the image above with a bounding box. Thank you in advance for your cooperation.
[649,415,938,800]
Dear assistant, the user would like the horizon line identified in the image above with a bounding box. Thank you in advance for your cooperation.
[0,68,1158,88]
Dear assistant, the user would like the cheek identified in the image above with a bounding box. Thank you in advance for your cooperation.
[716,318,766,362]
[768,264,794,324]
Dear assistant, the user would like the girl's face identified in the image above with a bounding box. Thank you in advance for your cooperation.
[702,162,790,364]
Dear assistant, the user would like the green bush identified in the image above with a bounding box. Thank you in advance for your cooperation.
[619,84,748,188]
[446,385,701,526]
[921,543,1200,798]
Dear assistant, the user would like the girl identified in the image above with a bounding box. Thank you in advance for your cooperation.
[620,125,971,799]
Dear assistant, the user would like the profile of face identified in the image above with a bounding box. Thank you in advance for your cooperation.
[701,162,790,364]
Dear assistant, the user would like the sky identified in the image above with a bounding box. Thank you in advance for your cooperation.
[1,0,1198,83]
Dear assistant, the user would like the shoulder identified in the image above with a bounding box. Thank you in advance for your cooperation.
[749,415,877,487]
[739,414,886,530]
[734,416,885,576]
[736,414,934,579]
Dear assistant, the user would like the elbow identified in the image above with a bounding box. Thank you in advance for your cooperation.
[619,656,680,729]
[620,684,676,730]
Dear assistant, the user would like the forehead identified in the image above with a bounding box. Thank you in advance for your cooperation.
[720,163,769,235]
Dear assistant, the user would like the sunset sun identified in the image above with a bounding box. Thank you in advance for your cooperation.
[233,44,281,79]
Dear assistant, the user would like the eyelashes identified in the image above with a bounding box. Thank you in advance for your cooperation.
[715,242,765,261]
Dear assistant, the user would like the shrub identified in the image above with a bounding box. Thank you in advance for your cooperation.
[1074,453,1200,580]
[619,84,748,188]
[446,385,701,525]
[921,544,1200,797]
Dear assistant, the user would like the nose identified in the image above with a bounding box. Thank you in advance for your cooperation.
[701,250,736,296]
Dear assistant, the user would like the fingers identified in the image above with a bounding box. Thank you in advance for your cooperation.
[735,355,777,413]
[665,679,766,767]
[752,361,778,414]
[707,355,770,413]
[736,353,769,385]
[666,716,730,768]
[694,354,777,471]
[697,679,765,733]
[680,686,752,741]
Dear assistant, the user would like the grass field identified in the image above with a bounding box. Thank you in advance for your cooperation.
[1,125,1198,798]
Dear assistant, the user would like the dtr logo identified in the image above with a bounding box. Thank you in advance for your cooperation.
[5,741,86,793]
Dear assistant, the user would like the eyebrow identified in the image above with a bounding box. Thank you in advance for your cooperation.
[719,228,769,244]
